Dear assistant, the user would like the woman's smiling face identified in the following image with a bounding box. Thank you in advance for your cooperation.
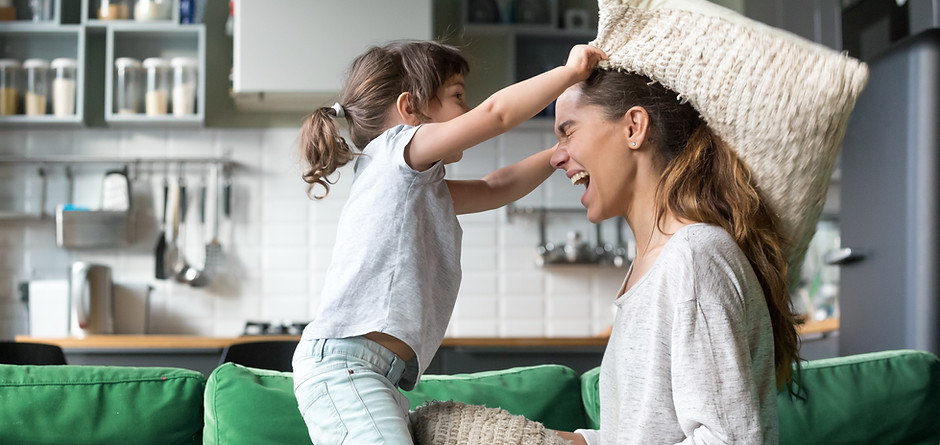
[550,85,636,223]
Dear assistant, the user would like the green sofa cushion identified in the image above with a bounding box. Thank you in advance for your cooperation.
[579,366,601,429]
[404,364,586,432]
[204,363,587,444]
[0,365,204,445]
[778,349,940,445]
[204,363,312,445]
[580,350,940,444]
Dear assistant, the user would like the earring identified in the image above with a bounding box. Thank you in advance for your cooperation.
[630,142,637,147]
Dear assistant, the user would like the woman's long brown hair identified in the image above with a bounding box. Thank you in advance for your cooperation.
[578,70,801,389]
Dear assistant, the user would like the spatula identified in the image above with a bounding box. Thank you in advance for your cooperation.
[203,164,223,275]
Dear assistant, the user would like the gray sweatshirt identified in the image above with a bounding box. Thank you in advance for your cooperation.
[577,223,778,445]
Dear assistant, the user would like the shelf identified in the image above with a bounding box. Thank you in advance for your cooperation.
[104,23,205,125]
[0,24,85,125]
[82,0,183,25]
[455,0,598,112]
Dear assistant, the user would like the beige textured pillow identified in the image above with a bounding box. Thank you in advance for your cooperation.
[410,401,570,445]
[591,0,869,287]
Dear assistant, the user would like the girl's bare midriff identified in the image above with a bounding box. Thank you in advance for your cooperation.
[363,331,416,361]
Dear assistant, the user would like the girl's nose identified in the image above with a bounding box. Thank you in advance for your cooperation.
[550,144,569,169]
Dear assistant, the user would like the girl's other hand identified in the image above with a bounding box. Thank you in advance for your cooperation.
[565,45,608,81]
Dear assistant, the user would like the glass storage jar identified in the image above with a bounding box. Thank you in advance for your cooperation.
[114,57,143,115]
[23,58,49,116]
[51,58,77,117]
[0,59,20,116]
[170,57,197,116]
[28,0,54,22]
[134,0,170,21]
[143,57,169,116]
[98,0,130,20]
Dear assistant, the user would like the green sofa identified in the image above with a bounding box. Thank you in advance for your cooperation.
[1,349,938,444]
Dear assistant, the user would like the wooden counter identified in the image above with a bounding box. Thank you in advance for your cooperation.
[15,317,837,350]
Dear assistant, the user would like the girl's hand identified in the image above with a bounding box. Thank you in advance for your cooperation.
[565,44,608,81]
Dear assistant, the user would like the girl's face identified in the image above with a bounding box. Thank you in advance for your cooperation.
[550,86,635,223]
[425,73,470,164]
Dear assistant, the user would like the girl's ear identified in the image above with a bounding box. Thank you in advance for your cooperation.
[624,106,650,149]
[396,92,420,126]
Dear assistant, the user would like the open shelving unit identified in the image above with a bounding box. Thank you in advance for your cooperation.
[0,0,204,127]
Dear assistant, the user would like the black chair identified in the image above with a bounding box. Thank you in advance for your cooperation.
[0,342,67,365]
[218,340,299,372]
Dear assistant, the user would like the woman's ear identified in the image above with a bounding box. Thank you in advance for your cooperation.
[396,92,420,126]
[624,106,650,149]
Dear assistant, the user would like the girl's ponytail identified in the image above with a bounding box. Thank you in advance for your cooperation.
[299,105,357,199]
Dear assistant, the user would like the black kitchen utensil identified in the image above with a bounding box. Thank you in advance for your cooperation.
[154,179,168,279]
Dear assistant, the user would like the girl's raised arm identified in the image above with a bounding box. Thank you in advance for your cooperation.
[404,45,606,172]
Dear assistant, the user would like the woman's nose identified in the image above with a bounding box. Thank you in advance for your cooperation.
[550,145,568,169]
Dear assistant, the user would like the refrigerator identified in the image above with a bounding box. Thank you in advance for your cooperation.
[837,28,940,357]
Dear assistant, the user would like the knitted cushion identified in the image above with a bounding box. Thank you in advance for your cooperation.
[411,401,570,445]
[591,0,869,287]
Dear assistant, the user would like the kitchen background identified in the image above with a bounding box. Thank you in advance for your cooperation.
[1,0,852,344]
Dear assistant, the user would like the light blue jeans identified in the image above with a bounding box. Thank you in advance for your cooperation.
[292,336,414,445]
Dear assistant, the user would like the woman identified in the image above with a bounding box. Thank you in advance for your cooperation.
[549,69,801,445]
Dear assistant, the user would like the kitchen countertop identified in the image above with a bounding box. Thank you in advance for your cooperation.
[14,318,838,350]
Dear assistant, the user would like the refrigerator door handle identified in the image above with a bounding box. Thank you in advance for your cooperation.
[824,247,868,265]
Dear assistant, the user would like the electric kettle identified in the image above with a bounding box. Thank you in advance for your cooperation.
[69,262,114,337]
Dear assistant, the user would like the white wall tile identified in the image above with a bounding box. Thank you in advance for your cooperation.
[499,320,545,337]
[499,271,544,295]
[452,319,498,337]
[547,321,593,338]
[459,271,497,295]
[460,247,497,272]
[261,271,307,296]
[0,130,28,155]
[500,295,545,320]
[27,130,75,156]
[546,268,594,296]
[547,295,592,320]
[120,129,168,157]
[454,295,498,320]
[262,247,308,272]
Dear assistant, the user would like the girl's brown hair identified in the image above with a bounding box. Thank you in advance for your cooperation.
[578,70,801,389]
[299,40,469,199]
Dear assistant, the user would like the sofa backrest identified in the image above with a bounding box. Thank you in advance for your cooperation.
[203,362,587,445]
[580,349,940,444]
[0,364,205,445]
[777,349,940,445]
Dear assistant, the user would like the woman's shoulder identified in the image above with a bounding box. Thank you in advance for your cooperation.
[667,223,738,255]
[665,224,754,287]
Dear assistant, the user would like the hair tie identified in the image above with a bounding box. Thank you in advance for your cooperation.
[331,102,345,119]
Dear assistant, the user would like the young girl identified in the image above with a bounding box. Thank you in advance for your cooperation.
[292,40,606,445]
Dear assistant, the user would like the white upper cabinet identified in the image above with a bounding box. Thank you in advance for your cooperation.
[232,0,432,111]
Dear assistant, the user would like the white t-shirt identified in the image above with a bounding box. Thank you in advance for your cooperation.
[302,125,463,390]
[578,223,778,444]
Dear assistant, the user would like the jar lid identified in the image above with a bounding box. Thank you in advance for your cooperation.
[51,58,78,69]
[142,57,169,68]
[170,57,198,68]
[23,59,50,69]
[115,57,142,69]
[0,59,21,69]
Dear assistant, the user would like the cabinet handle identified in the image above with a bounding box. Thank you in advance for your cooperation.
[823,247,867,265]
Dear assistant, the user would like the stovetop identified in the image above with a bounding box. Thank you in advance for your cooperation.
[243,321,309,336]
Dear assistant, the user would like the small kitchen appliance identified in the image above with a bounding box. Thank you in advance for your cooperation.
[69,262,114,336]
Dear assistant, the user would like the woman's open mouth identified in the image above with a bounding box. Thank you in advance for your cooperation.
[570,171,590,186]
